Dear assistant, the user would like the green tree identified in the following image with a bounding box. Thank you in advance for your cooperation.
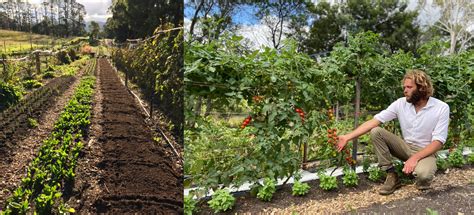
[105,0,183,41]
[306,0,420,54]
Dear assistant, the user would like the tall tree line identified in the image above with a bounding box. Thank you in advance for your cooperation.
[0,0,86,37]
[104,0,183,42]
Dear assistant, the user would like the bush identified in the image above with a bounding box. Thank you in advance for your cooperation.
[342,167,358,187]
[67,48,78,61]
[208,189,235,213]
[184,195,197,215]
[23,80,43,89]
[318,172,338,191]
[257,178,276,201]
[292,181,310,196]
[56,50,71,64]
[0,82,21,111]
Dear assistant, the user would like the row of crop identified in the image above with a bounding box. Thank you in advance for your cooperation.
[0,76,75,141]
[1,74,96,214]
[186,149,473,214]
[0,58,96,144]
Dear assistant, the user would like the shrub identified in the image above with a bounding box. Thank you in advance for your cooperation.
[56,50,71,64]
[292,181,310,196]
[67,48,78,61]
[0,82,21,111]
[257,178,276,201]
[208,189,235,213]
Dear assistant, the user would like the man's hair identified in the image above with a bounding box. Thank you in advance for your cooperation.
[402,69,434,99]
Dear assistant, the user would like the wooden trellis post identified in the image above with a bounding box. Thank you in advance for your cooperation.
[35,52,41,75]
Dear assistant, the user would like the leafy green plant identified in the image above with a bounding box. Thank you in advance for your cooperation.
[184,195,197,215]
[257,178,277,201]
[292,181,311,196]
[0,81,21,110]
[42,71,55,79]
[467,153,474,165]
[23,79,43,89]
[318,172,338,191]
[426,207,439,215]
[362,157,371,173]
[342,167,358,187]
[208,189,235,213]
[447,149,466,168]
[27,118,39,128]
[368,166,385,182]
[436,156,449,171]
[4,75,95,213]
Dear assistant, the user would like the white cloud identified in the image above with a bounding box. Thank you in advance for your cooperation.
[84,14,112,23]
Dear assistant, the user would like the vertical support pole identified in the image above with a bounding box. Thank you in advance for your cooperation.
[35,52,40,75]
[352,76,361,170]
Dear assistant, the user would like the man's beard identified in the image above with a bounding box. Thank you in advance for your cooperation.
[407,89,423,104]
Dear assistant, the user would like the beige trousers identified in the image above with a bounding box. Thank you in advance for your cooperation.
[370,127,437,183]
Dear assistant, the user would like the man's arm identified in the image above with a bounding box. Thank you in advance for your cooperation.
[336,118,381,152]
[402,140,443,174]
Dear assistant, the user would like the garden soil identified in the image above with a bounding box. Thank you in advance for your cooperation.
[65,58,182,214]
[198,165,473,214]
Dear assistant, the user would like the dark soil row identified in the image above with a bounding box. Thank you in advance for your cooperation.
[71,58,182,214]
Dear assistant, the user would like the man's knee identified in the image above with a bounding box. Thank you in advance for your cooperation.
[370,127,383,138]
[414,167,436,182]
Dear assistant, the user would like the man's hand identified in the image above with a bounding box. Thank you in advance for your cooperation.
[402,156,419,174]
[336,134,350,152]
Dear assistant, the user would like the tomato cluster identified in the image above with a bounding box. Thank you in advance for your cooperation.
[327,109,334,121]
[326,128,338,144]
[344,150,356,165]
[240,116,252,129]
[327,127,356,165]
[252,95,264,103]
[295,108,305,122]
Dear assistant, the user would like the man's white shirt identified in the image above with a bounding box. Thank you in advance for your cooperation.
[374,97,450,148]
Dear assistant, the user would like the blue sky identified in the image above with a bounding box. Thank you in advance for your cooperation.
[184,3,259,26]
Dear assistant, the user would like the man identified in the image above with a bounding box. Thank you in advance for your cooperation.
[336,69,450,195]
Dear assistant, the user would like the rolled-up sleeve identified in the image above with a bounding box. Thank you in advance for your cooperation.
[374,99,399,123]
[432,104,450,144]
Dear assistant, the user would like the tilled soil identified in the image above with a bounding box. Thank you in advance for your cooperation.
[68,58,182,214]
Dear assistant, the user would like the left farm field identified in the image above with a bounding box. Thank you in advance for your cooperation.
[0,29,98,213]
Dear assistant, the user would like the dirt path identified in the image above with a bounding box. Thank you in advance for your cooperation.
[0,71,86,205]
[68,58,182,214]
[348,183,473,214]
[225,166,473,214]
